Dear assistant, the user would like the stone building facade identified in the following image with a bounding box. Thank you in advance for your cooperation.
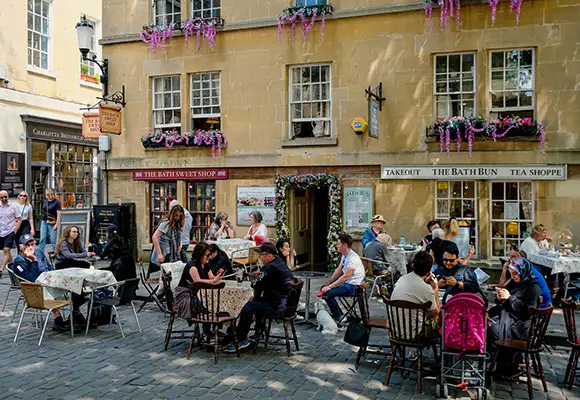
[101,0,580,267]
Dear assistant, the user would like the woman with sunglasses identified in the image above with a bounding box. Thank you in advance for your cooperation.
[14,191,34,250]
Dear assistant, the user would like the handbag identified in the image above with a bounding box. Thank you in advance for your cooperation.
[343,321,367,347]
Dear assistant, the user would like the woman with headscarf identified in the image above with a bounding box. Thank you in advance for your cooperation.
[488,257,542,377]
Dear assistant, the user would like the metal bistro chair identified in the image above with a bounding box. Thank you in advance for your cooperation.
[14,282,70,346]
[231,247,259,277]
[187,282,240,363]
[85,278,142,337]
[490,306,554,399]
[384,298,438,394]
[355,283,391,367]
[137,256,165,313]
[361,257,393,302]
[254,280,304,357]
[561,299,579,389]
[3,264,30,323]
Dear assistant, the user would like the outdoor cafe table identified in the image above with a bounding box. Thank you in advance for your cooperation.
[387,245,421,276]
[528,253,580,299]
[206,239,256,259]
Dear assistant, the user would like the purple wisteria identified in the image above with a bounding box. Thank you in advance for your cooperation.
[141,130,227,160]
[277,4,334,42]
[424,0,527,30]
[140,18,224,52]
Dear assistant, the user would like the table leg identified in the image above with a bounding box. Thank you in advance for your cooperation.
[70,294,74,338]
[304,278,311,321]
[563,273,570,300]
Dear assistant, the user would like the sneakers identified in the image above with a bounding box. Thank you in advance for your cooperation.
[52,316,69,332]
[223,339,251,353]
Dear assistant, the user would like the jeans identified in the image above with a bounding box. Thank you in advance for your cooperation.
[39,220,58,253]
[226,301,277,343]
[324,283,357,320]
[179,244,189,263]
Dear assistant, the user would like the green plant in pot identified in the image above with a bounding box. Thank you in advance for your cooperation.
[81,64,89,75]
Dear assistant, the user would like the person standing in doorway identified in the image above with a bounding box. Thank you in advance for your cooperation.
[39,188,62,254]
[14,191,35,250]
[0,190,22,276]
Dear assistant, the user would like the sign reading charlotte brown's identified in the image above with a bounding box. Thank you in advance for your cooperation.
[381,165,567,180]
[132,169,229,181]
[0,152,25,197]
[99,104,122,135]
[82,113,101,138]
[26,122,99,146]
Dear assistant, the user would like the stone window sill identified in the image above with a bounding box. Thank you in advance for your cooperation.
[27,66,56,80]
[281,137,337,147]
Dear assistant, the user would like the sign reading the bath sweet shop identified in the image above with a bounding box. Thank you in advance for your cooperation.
[132,168,229,181]
[381,165,567,180]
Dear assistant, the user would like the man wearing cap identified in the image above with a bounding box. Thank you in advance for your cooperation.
[169,199,193,262]
[224,242,295,353]
[362,214,386,249]
[0,190,22,276]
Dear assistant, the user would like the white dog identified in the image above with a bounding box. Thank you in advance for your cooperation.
[314,301,338,335]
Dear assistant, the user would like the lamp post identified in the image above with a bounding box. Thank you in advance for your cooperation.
[76,15,109,97]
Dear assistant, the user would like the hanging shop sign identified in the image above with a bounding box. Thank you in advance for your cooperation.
[381,165,567,180]
[368,98,380,139]
[82,113,101,138]
[0,152,25,197]
[99,104,122,135]
[132,168,229,181]
[343,186,374,229]
[236,187,276,226]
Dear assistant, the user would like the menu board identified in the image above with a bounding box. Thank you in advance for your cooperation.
[343,186,373,229]
[237,187,276,226]
[0,152,25,197]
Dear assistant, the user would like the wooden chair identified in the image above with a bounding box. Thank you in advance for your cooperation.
[3,264,30,323]
[254,280,304,357]
[161,272,197,352]
[231,247,259,276]
[562,299,579,389]
[355,283,390,367]
[136,256,165,313]
[361,257,393,301]
[490,306,553,399]
[384,298,438,394]
[14,282,70,346]
[187,282,240,363]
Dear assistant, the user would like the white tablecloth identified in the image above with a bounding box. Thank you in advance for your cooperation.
[206,239,256,259]
[529,253,580,275]
[36,268,117,295]
[387,245,421,275]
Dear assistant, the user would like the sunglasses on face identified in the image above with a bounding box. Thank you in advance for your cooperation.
[442,258,457,263]
[19,194,27,197]
[0,196,7,199]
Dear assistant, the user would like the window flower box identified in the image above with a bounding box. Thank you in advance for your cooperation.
[278,3,334,42]
[141,129,227,159]
[140,17,225,53]
[81,74,100,84]
[425,116,545,155]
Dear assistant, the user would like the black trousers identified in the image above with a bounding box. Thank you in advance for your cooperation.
[55,259,91,311]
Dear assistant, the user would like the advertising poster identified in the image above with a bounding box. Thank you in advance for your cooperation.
[343,186,373,229]
[0,152,25,197]
[237,187,276,226]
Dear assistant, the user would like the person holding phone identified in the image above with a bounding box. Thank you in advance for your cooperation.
[434,242,479,295]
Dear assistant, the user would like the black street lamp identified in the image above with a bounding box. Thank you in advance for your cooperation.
[76,15,109,97]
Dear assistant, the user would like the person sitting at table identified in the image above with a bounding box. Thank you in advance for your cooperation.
[223,242,296,353]
[243,211,268,245]
[488,257,542,378]
[423,220,441,246]
[174,242,224,327]
[54,226,96,270]
[433,242,479,295]
[363,233,393,275]
[520,224,552,257]
[208,243,233,278]
[99,225,138,303]
[276,238,291,267]
[499,254,552,308]
[428,218,475,267]
[207,211,235,240]
[320,232,366,322]
[150,205,184,275]
[12,234,68,331]
[362,214,386,249]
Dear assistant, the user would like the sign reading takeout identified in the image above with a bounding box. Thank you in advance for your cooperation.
[381,165,567,180]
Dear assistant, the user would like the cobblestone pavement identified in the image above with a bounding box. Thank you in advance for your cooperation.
[0,270,577,399]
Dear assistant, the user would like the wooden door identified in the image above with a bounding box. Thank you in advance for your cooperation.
[290,188,311,270]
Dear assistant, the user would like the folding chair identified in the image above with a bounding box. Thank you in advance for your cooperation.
[337,288,361,324]
[2,264,30,323]
[136,256,165,313]
[361,257,393,301]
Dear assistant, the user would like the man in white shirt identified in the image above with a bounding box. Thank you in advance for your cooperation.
[169,200,193,262]
[321,232,366,321]
[391,251,440,336]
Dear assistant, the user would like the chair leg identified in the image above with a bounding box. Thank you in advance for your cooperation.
[113,306,125,338]
[356,328,370,367]
[131,302,142,333]
[164,313,175,351]
[525,353,533,400]
[214,324,219,364]
[232,321,240,358]
[253,319,262,354]
[85,296,94,336]
[265,319,272,349]
[417,349,423,395]
[385,343,397,386]
[290,320,299,351]
[38,310,52,346]
[534,353,547,392]
[369,278,378,303]
[564,350,574,384]
[282,320,291,357]
[2,287,11,312]
[187,329,195,360]
[13,306,28,343]
[568,349,579,390]
[11,295,22,323]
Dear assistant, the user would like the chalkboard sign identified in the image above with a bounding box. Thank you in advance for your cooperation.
[452,226,471,259]
[57,209,92,246]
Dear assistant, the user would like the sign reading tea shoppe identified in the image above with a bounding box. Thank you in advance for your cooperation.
[381,165,567,180]
[132,168,229,181]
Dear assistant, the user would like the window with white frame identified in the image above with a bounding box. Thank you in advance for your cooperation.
[191,72,221,130]
[435,181,478,256]
[152,76,181,133]
[296,0,327,6]
[434,53,476,119]
[192,0,220,19]
[80,16,99,82]
[27,0,50,70]
[289,64,331,139]
[490,181,534,258]
[490,49,534,119]
[153,0,182,26]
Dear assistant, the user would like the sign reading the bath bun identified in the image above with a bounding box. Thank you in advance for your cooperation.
[132,168,229,181]
[99,104,122,135]
[381,165,567,180]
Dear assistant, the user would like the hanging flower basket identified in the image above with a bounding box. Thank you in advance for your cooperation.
[423,0,526,31]
[425,116,545,155]
[277,4,334,42]
[141,129,227,159]
[275,172,342,270]
[140,18,225,52]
